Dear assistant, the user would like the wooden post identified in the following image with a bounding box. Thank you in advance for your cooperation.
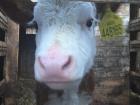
[4,18,19,105]
[129,3,140,105]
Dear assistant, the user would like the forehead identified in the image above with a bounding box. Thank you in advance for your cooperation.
[64,2,94,18]
[65,2,93,14]
[34,1,94,23]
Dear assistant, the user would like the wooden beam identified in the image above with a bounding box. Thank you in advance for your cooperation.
[72,0,140,3]
[92,0,140,3]
[31,0,140,3]
[1,0,137,24]
[4,18,19,105]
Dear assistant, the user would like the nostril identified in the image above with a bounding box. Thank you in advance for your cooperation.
[38,55,73,71]
[62,56,72,70]
[38,57,46,70]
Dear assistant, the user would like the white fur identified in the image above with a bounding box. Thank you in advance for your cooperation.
[33,0,96,104]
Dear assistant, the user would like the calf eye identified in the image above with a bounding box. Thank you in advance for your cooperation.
[86,18,93,28]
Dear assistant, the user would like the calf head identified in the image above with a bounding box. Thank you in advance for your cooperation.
[33,0,96,90]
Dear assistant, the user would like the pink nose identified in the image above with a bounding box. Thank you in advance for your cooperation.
[38,55,72,71]
[38,47,73,77]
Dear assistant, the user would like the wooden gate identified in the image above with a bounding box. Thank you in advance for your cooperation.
[0,9,19,105]
[129,4,140,105]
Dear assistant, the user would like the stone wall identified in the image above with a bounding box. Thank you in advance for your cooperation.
[93,36,129,105]
[93,4,130,105]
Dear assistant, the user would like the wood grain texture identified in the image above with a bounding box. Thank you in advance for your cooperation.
[4,18,19,105]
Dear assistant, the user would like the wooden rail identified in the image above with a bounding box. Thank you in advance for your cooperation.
[130,92,140,100]
[130,40,140,52]
[130,40,140,46]
[0,41,7,48]
[130,71,140,78]
[31,0,140,3]
[67,0,140,3]
[0,9,7,30]
[129,18,140,31]
[0,41,7,56]
[130,91,140,99]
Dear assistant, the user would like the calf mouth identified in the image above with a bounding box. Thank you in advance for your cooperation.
[45,79,81,89]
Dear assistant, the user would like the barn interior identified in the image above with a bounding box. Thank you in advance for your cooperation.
[0,0,140,105]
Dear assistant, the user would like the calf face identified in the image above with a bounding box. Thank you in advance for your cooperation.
[33,0,96,90]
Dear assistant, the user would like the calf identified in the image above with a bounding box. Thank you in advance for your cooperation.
[33,0,97,104]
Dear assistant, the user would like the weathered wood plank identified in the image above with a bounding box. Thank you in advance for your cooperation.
[130,18,140,25]
[130,40,140,45]
[0,41,7,48]
[4,18,19,105]
[0,19,8,30]
[0,41,7,56]
[130,40,140,50]
[0,9,7,23]
[130,91,140,105]
[130,71,140,78]
[130,91,140,99]
[0,51,6,56]
[0,9,8,30]
[130,71,140,95]
[5,18,19,87]
[129,18,140,31]
[131,91,140,98]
